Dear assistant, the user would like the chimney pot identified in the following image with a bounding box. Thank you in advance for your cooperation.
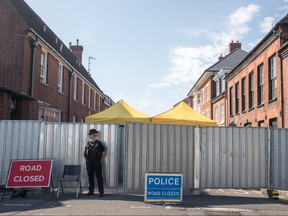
[229,40,241,53]
[70,40,84,63]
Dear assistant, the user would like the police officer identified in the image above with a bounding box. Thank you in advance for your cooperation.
[84,129,106,197]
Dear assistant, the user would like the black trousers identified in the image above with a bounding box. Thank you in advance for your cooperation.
[86,159,104,194]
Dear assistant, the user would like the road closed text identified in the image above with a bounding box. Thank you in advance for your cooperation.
[13,165,45,183]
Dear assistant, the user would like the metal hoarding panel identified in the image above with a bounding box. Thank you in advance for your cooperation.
[124,123,194,190]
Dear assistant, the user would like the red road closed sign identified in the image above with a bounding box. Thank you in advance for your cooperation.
[6,159,53,188]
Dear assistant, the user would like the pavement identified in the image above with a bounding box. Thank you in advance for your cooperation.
[1,188,288,215]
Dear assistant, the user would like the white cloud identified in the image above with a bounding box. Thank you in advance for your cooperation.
[259,17,275,33]
[150,4,260,88]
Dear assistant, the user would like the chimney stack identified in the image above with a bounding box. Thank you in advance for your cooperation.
[229,40,241,53]
[69,39,84,63]
[218,54,223,61]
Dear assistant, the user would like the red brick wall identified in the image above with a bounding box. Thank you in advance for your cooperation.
[282,49,288,128]
[199,77,214,119]
[0,0,28,92]
[0,0,107,122]
[227,38,282,127]
[0,91,11,119]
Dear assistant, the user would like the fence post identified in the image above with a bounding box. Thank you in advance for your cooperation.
[194,127,201,190]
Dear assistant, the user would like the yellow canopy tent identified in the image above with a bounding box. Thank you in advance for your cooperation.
[151,101,217,126]
[85,99,151,125]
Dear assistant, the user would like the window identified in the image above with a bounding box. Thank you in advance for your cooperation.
[221,78,226,92]
[235,82,239,114]
[249,71,254,109]
[202,90,205,105]
[241,77,246,112]
[73,75,77,100]
[57,64,63,93]
[258,120,265,127]
[244,122,252,127]
[40,51,47,83]
[258,64,264,105]
[269,118,277,128]
[220,104,225,124]
[216,80,220,96]
[269,55,277,100]
[214,107,218,124]
[82,82,85,105]
[197,94,201,104]
[206,86,209,102]
[206,109,209,118]
[39,107,61,122]
[229,87,233,116]
[88,87,91,108]
[94,92,97,111]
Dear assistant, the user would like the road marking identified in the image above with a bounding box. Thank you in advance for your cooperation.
[232,189,249,194]
[129,206,151,209]
[192,207,252,212]
[2,204,32,207]
[218,189,225,193]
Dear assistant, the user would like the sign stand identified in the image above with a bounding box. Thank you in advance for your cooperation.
[2,159,54,200]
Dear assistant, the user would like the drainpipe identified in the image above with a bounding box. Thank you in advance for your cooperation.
[68,70,73,122]
[278,30,285,128]
[279,54,284,128]
[29,38,38,97]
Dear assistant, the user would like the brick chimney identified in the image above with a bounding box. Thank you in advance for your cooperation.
[229,40,241,53]
[69,39,83,63]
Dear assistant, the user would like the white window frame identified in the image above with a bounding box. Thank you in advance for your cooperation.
[214,107,218,124]
[220,104,225,124]
[40,50,47,83]
[206,109,209,118]
[216,80,220,96]
[39,107,61,122]
[94,92,96,111]
[73,75,77,101]
[82,82,85,105]
[88,87,91,108]
[206,85,209,102]
[57,64,63,93]
[269,55,277,100]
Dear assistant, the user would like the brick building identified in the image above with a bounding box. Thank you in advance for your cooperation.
[0,0,113,122]
[226,15,288,128]
[187,42,247,126]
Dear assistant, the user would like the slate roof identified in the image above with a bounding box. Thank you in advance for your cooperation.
[10,0,103,93]
[206,48,248,72]
[187,48,248,95]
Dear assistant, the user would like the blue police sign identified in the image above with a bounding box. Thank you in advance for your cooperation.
[144,173,183,203]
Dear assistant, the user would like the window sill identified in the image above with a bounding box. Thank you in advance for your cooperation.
[235,113,240,116]
[268,98,277,104]
[40,82,48,87]
[73,99,78,102]
[58,91,64,95]
[248,107,255,112]
[242,110,246,114]
[257,103,264,108]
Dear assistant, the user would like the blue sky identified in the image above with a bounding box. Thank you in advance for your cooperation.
[25,0,288,116]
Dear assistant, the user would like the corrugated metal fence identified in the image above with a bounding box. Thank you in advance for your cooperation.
[0,121,119,188]
[1,121,288,191]
[124,123,195,190]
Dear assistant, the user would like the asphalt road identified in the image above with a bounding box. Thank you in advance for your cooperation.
[1,189,288,215]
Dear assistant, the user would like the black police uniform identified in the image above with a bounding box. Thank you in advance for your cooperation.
[84,140,105,196]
